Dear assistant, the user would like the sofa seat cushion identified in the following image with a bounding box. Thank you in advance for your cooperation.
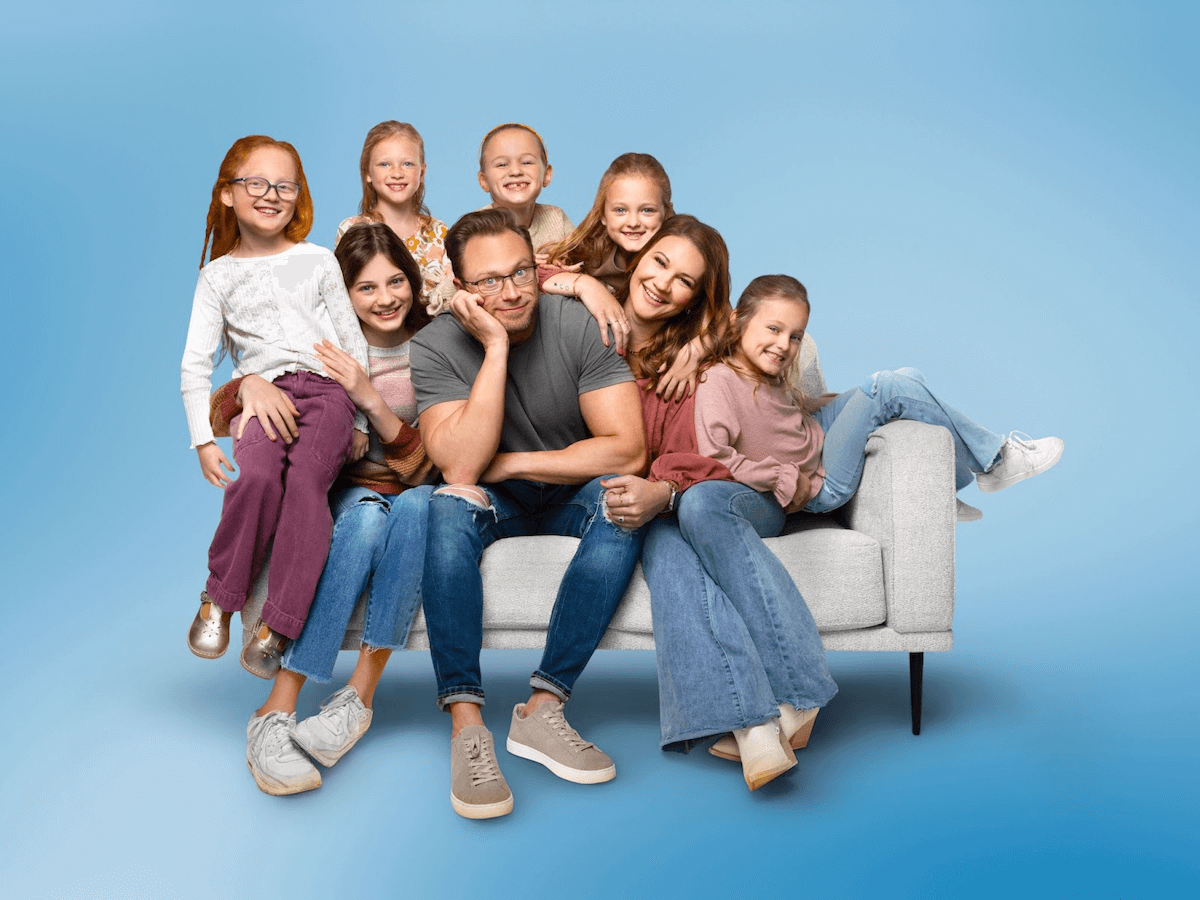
[404,520,885,639]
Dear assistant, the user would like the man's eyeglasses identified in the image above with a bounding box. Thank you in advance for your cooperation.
[461,266,536,296]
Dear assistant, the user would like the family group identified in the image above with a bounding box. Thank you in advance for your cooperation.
[179,121,1064,818]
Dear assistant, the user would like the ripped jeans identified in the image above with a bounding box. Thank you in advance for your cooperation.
[421,477,649,709]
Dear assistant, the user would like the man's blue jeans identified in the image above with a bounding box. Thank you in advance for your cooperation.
[282,484,432,682]
[806,367,1005,513]
[421,477,648,708]
[646,481,838,751]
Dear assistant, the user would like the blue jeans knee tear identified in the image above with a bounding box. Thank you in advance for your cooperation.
[433,484,493,512]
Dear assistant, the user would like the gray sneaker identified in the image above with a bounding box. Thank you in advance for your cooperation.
[506,701,616,784]
[450,726,513,820]
[246,710,321,796]
[292,686,372,767]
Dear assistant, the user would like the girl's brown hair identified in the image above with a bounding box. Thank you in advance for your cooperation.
[357,121,431,225]
[335,222,432,335]
[709,274,811,403]
[543,152,674,277]
[622,215,731,383]
[201,135,313,268]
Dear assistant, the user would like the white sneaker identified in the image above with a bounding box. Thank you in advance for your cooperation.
[246,711,321,795]
[956,499,984,522]
[976,432,1064,494]
[292,686,373,768]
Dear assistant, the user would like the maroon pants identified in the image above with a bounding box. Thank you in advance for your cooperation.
[205,372,355,639]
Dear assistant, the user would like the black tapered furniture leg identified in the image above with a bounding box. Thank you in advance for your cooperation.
[909,652,924,735]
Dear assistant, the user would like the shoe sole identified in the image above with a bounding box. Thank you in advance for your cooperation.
[976,442,1064,493]
[450,790,514,819]
[745,756,796,791]
[246,759,321,796]
[709,714,818,762]
[292,724,369,768]
[506,737,616,784]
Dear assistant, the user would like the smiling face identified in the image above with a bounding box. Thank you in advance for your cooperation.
[602,176,666,255]
[477,128,552,210]
[623,235,706,332]
[732,296,810,380]
[349,253,416,348]
[459,229,540,342]
[220,145,298,252]
[367,135,424,211]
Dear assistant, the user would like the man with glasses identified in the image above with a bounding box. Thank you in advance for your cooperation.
[411,208,648,819]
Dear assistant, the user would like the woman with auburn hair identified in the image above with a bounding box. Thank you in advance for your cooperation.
[597,215,838,793]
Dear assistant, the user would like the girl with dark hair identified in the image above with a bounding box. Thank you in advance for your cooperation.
[210,223,438,795]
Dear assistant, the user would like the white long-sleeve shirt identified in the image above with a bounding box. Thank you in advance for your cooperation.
[180,242,369,448]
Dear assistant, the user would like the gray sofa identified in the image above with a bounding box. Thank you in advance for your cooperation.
[242,418,956,735]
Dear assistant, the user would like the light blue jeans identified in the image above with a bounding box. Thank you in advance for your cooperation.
[282,483,433,683]
[805,367,1005,513]
[645,481,838,752]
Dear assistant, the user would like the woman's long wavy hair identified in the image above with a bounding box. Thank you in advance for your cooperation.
[357,121,431,224]
[335,222,432,336]
[201,135,313,268]
[543,153,674,274]
[621,214,731,384]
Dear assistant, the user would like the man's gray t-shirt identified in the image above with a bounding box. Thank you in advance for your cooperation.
[411,296,634,453]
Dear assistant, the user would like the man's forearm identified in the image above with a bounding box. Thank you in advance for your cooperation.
[483,436,647,485]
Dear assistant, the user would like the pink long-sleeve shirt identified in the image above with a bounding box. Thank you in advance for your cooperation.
[694,364,826,511]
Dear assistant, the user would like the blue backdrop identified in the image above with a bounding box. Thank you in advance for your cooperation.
[1,2,1196,898]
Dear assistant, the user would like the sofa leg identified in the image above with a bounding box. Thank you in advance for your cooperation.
[909,652,924,735]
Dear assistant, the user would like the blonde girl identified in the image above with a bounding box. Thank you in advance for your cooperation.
[336,121,454,314]
[476,122,573,253]
[182,135,370,680]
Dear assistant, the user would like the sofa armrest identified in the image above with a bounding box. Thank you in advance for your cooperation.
[840,420,956,633]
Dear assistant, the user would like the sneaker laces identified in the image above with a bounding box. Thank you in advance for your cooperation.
[257,712,296,757]
[316,687,359,737]
[1005,430,1036,451]
[463,733,503,787]
[540,705,595,752]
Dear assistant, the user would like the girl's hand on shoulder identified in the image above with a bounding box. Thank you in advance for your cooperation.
[571,274,630,355]
[197,442,235,489]
[236,374,299,443]
[656,343,699,402]
[600,475,672,530]
[314,339,375,410]
[350,430,369,462]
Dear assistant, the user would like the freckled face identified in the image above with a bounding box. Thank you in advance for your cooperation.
[367,136,424,210]
[221,146,298,244]
[602,176,666,254]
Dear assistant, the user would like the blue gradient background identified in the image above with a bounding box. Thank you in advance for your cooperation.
[1,2,1196,898]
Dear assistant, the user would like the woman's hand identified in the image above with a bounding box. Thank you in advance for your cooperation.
[235,374,299,442]
[314,339,377,410]
[349,429,369,462]
[656,342,699,402]
[197,442,234,489]
[601,475,672,530]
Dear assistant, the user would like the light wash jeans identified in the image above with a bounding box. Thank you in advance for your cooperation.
[646,481,838,752]
[282,483,433,683]
[421,477,648,708]
[805,367,1005,514]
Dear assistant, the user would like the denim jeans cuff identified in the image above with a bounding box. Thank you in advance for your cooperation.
[529,673,570,702]
[436,688,485,711]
